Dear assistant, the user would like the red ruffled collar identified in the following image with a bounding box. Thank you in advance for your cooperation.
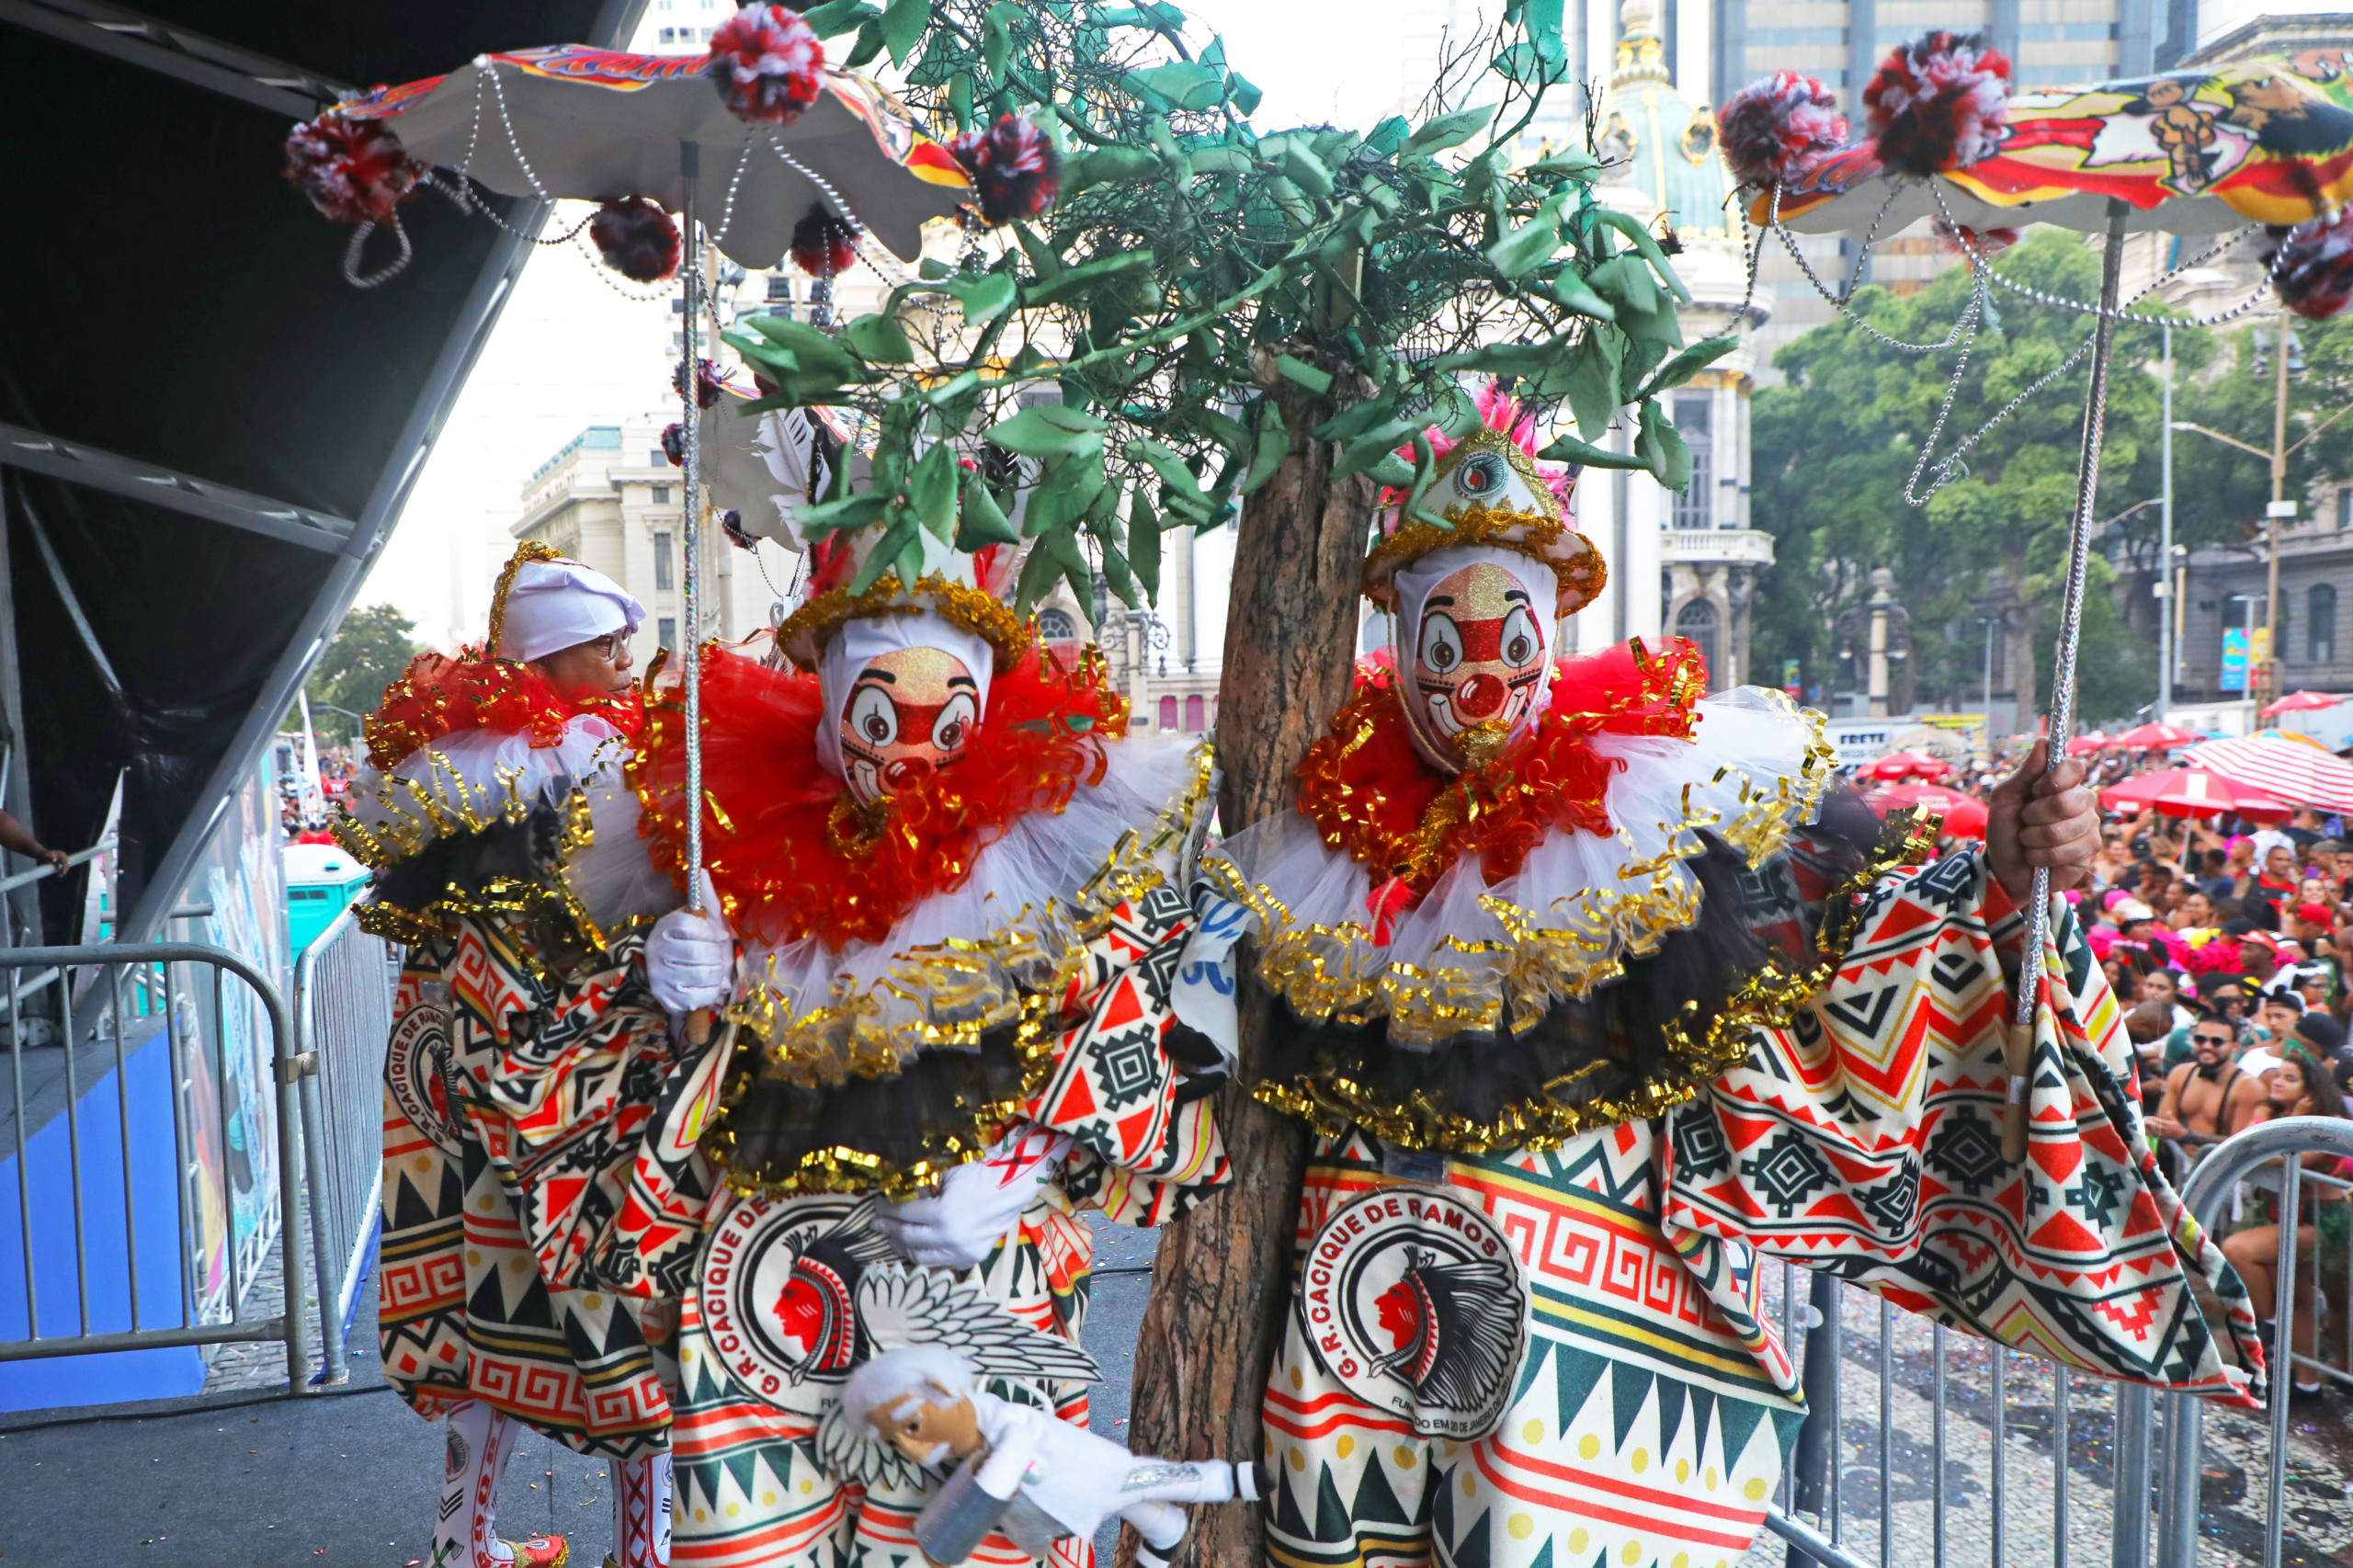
[633,643,1129,949]
[365,648,644,772]
[1296,639,1707,913]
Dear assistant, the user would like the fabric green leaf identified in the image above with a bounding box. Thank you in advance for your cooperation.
[987,404,1108,459]
[956,472,1019,551]
[1635,335,1740,402]
[1272,354,1333,393]
[880,0,929,65]
[1129,486,1163,600]
[841,312,915,365]
[1636,398,1693,490]
[1535,431,1646,469]
[1404,104,1492,155]
[1128,61,1224,112]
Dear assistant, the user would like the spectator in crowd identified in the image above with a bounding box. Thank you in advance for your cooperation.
[2218,1045,2351,1402]
[2137,967,2198,1032]
[2169,890,2217,933]
[2200,847,2238,902]
[2150,1010,2272,1143]
[2244,839,2302,922]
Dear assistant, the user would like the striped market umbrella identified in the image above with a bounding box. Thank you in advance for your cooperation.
[2185,733,2353,812]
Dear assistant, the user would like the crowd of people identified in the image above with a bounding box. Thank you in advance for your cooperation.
[1918,742,2353,1401]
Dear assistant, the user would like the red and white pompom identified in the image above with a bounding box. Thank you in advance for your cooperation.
[947,114,1062,226]
[1863,31,2011,177]
[589,197,681,283]
[1716,72,1848,188]
[2266,210,2353,320]
[660,422,687,466]
[789,206,859,278]
[283,112,424,226]
[674,358,728,411]
[707,5,825,126]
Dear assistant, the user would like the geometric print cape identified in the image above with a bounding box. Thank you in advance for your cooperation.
[1663,850,2266,1409]
[378,915,722,1459]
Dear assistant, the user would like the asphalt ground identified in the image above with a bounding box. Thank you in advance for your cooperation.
[0,1216,1161,1568]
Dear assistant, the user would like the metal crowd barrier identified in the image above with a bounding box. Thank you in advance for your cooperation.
[0,941,310,1387]
[1756,1117,2353,1568]
[291,904,396,1383]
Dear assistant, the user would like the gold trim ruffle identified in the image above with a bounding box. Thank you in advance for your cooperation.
[699,742,1217,1198]
[333,740,640,957]
[1247,804,1944,1153]
[775,569,1033,671]
[1212,694,1837,1047]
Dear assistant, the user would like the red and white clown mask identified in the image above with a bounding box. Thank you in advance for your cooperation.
[1389,545,1557,774]
[815,611,993,808]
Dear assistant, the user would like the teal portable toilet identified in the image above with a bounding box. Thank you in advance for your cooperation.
[283,841,372,955]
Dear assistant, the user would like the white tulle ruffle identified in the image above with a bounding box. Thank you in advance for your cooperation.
[1204,687,1832,1048]
[735,737,1212,1079]
[337,715,678,942]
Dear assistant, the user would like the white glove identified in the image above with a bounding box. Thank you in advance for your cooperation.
[645,871,733,1017]
[872,1126,1073,1269]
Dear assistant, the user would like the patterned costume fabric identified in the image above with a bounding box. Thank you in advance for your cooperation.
[667,878,1230,1567]
[379,914,721,1459]
[1261,850,2261,1568]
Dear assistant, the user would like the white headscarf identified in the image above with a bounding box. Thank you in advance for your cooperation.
[494,559,646,663]
[1387,544,1560,767]
[813,609,995,782]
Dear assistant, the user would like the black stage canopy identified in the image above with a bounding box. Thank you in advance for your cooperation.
[0,0,645,939]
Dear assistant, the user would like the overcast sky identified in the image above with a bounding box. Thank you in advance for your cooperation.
[357,0,1438,648]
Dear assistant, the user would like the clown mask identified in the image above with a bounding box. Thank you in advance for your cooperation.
[1400,556,1551,772]
[837,644,981,807]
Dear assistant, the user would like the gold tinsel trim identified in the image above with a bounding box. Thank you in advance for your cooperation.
[332,736,642,957]
[1246,801,1943,1153]
[1214,695,1836,1045]
[776,570,1033,671]
[696,742,1218,1197]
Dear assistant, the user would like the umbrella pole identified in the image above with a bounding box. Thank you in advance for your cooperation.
[679,139,712,1044]
[2005,196,2130,1160]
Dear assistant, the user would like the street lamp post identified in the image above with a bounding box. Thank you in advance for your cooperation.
[2268,309,2292,707]
[1975,613,1996,744]
[2159,324,2173,722]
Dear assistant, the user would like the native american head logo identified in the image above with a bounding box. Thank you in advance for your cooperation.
[1297,1187,1530,1440]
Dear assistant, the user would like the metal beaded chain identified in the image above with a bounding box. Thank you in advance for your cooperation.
[1768,183,1980,353]
[765,139,916,287]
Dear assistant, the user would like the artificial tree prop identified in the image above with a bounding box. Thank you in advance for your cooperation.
[717,3,1721,1562]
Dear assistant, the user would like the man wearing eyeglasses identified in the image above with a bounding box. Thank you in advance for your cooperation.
[2151,1011,2269,1143]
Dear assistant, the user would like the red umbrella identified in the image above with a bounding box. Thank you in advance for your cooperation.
[2106,722,2203,750]
[1867,783,1987,839]
[2262,690,2344,717]
[1860,749,1952,782]
[2067,733,2108,756]
[2098,767,2285,818]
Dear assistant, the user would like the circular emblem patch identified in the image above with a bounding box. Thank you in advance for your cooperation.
[699,1195,876,1406]
[1296,1187,1530,1440]
[384,1005,463,1155]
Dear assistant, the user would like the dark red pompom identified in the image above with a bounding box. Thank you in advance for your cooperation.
[707,5,825,126]
[1864,32,2011,177]
[283,112,423,226]
[2266,212,2353,320]
[589,197,681,283]
[674,358,727,411]
[721,509,756,550]
[947,114,1062,226]
[789,206,859,278]
[661,423,686,466]
[1717,73,1847,188]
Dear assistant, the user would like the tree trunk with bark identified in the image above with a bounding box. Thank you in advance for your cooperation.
[1117,379,1376,1567]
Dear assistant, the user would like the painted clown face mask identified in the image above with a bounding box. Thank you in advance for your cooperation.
[1404,561,1550,771]
[837,644,981,807]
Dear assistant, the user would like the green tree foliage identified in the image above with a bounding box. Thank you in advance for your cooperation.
[1754,228,2353,724]
[729,0,1718,614]
[291,602,420,744]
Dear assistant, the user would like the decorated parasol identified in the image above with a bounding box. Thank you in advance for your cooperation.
[2107,721,2205,750]
[1859,748,1952,782]
[282,6,980,978]
[1722,40,2353,1166]
[2263,689,2345,716]
[2099,766,2289,819]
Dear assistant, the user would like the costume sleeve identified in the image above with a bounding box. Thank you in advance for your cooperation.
[437,912,722,1300]
[1024,878,1233,1227]
[1660,848,2267,1408]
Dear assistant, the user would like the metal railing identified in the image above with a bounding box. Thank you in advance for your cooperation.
[0,941,309,1387]
[291,904,395,1383]
[1756,1118,2353,1568]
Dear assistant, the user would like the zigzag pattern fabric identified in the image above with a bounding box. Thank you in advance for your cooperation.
[1262,850,2260,1568]
[379,915,718,1459]
[667,883,1230,1567]
[1663,852,2264,1403]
